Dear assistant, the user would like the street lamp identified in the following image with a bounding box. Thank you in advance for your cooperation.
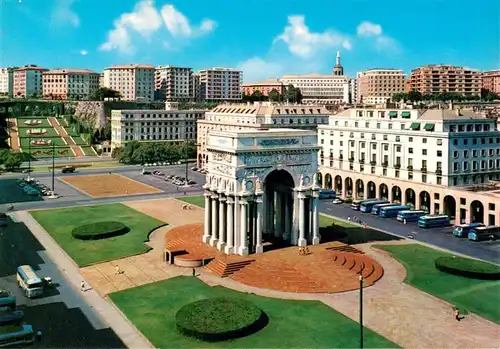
[27,134,32,181]
[51,142,55,194]
[359,275,364,349]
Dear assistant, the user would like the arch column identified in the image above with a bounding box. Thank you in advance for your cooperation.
[275,191,283,238]
[255,196,264,254]
[239,199,249,256]
[202,191,211,243]
[415,193,421,211]
[312,190,320,245]
[217,197,226,251]
[297,191,307,246]
[209,194,218,247]
[225,196,234,254]
[375,184,380,199]
[284,194,292,241]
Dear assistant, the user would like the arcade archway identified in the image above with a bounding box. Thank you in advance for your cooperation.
[443,195,456,219]
[391,186,402,203]
[379,184,389,200]
[367,181,376,199]
[355,179,364,199]
[334,175,342,192]
[405,188,416,209]
[345,177,353,197]
[419,191,430,212]
[324,173,332,189]
[317,172,323,187]
[470,200,484,223]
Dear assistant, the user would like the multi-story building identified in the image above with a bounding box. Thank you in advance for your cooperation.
[193,73,201,101]
[103,64,155,101]
[199,67,242,101]
[42,69,100,100]
[482,70,500,94]
[155,65,194,101]
[99,73,104,88]
[110,102,204,148]
[318,106,500,225]
[407,65,482,97]
[241,78,284,97]
[13,65,48,98]
[357,69,406,104]
[197,102,330,168]
[0,68,14,96]
[348,78,358,104]
[280,73,349,105]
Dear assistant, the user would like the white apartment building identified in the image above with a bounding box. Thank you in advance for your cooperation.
[280,73,349,105]
[110,103,204,148]
[318,106,500,225]
[197,102,330,168]
[155,66,194,101]
[13,65,47,98]
[103,64,155,101]
[0,68,14,96]
[199,68,242,101]
[42,69,100,100]
[349,78,358,104]
[357,69,406,105]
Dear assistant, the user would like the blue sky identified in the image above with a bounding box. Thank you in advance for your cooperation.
[1,0,498,82]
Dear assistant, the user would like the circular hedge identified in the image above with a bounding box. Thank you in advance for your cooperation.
[71,221,129,240]
[176,297,267,342]
[435,256,500,280]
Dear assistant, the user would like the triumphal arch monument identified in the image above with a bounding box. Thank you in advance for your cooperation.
[202,128,321,256]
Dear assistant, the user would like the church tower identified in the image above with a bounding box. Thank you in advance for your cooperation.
[333,50,344,76]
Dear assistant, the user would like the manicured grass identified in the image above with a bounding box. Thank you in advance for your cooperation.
[178,196,205,208]
[27,147,74,158]
[72,136,90,146]
[18,127,60,138]
[0,178,43,204]
[81,146,97,156]
[109,276,397,348]
[376,244,500,324]
[30,203,166,266]
[20,136,66,148]
[16,118,51,128]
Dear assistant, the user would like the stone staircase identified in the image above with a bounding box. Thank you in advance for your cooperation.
[205,258,255,278]
[331,252,384,285]
[326,244,365,254]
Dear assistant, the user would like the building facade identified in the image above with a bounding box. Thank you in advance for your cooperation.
[110,104,204,148]
[482,70,500,94]
[280,73,349,105]
[155,66,194,101]
[196,102,330,169]
[0,68,14,96]
[99,73,104,88]
[407,65,482,97]
[357,69,406,105]
[317,106,500,225]
[199,68,242,101]
[103,64,155,101]
[349,78,358,104]
[42,69,100,100]
[13,65,48,98]
[241,78,285,97]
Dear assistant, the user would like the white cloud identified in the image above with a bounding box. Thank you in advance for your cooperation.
[100,0,216,54]
[79,49,88,56]
[237,57,285,83]
[51,0,79,27]
[274,15,352,59]
[356,21,399,51]
[356,21,382,37]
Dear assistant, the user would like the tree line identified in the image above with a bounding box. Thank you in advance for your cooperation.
[111,140,197,164]
[0,149,27,171]
[243,84,303,103]
[393,88,500,103]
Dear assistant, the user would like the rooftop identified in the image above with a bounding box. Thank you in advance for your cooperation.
[242,78,282,86]
[105,64,155,70]
[44,68,98,75]
[210,102,330,116]
[281,73,348,80]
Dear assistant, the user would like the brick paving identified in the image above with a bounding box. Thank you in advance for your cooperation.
[48,117,84,157]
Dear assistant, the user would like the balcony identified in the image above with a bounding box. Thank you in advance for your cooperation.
[359,159,365,164]
[407,165,413,171]
[370,160,376,166]
[382,161,388,167]
[436,168,442,175]
[339,155,344,160]
[394,164,401,169]
[421,167,427,173]
[349,157,354,162]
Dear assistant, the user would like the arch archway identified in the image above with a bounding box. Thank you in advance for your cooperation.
[443,195,456,220]
[324,173,332,189]
[317,172,323,187]
[345,177,353,197]
[355,179,364,199]
[470,200,484,223]
[334,175,342,192]
[419,191,430,212]
[367,181,376,199]
[391,186,402,203]
[405,188,416,209]
[379,184,389,200]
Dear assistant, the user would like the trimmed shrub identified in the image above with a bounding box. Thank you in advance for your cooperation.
[435,256,500,280]
[176,297,267,342]
[71,221,129,240]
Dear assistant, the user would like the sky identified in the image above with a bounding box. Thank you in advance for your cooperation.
[0,0,499,82]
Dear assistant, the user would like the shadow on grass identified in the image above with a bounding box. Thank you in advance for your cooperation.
[320,222,402,245]
[0,178,43,205]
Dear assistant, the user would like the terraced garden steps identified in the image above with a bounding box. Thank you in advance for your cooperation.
[205,258,255,278]
[327,244,365,254]
[48,117,85,157]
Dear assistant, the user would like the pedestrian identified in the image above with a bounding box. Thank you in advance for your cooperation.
[80,280,85,292]
[36,329,43,342]
[363,223,367,229]
[454,309,462,321]
[192,268,196,276]
[403,218,407,225]
[347,216,351,221]
[115,265,120,275]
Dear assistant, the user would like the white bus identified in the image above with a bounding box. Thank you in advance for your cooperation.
[0,325,35,348]
[16,265,43,298]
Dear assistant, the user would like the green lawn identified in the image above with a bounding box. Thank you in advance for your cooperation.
[376,244,500,324]
[26,147,74,158]
[18,127,60,138]
[178,196,205,208]
[16,118,51,128]
[81,146,96,156]
[72,136,89,146]
[109,276,397,348]
[19,136,66,148]
[30,203,166,266]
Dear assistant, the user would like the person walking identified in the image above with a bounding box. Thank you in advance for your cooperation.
[80,280,85,292]
[115,265,121,275]
[455,309,462,321]
[347,216,351,222]
[192,268,196,277]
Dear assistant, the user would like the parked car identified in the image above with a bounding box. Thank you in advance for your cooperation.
[191,167,198,171]
[332,198,343,204]
[141,169,151,175]
[61,166,76,173]
[188,180,196,185]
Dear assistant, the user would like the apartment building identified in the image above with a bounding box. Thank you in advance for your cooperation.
[241,78,284,97]
[482,70,500,94]
[407,65,481,96]
[155,65,194,101]
[42,69,100,100]
[318,106,500,225]
[197,102,330,168]
[193,73,201,101]
[99,73,104,88]
[13,65,48,98]
[280,73,349,105]
[0,68,14,96]
[357,69,406,104]
[110,103,204,148]
[199,68,242,101]
[103,64,155,101]
[348,78,358,104]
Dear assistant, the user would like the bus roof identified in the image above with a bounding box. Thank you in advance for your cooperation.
[16,265,41,285]
[421,214,449,219]
[381,205,408,210]
[455,222,484,228]
[374,203,397,208]
[362,199,389,205]
[398,210,425,214]
[0,324,32,336]
[0,297,15,307]
[474,225,499,231]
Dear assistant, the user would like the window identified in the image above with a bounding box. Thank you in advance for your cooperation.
[408,172,413,180]
[376,123,381,129]
[453,162,459,172]
[422,138,427,143]
[383,135,388,140]
[464,139,469,145]
[463,162,469,171]
[437,150,442,157]
[409,147,413,154]
[453,139,458,145]
[396,146,401,152]
[422,174,427,183]
[460,198,466,205]
[384,144,389,151]
[372,144,376,150]
[422,149,427,155]
[489,203,496,211]
[409,137,413,142]
[388,124,393,130]
[437,177,442,185]
[437,139,442,145]
[464,150,469,158]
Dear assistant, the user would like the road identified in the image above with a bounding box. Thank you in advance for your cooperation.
[21,156,117,168]
[319,200,500,264]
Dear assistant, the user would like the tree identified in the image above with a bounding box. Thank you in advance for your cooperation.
[268,89,281,102]
[407,90,422,102]
[90,87,121,101]
[392,92,407,102]
[111,147,124,160]
[285,84,302,104]
[3,152,23,171]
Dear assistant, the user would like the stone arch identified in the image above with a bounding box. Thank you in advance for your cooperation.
[345,177,353,197]
[443,195,456,220]
[405,188,416,209]
[379,184,389,200]
[470,200,484,223]
[391,186,402,203]
[355,179,364,199]
[324,173,332,189]
[317,172,323,187]
[367,181,376,199]
[419,191,430,212]
[334,175,342,192]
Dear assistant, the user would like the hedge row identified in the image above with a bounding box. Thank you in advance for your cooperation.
[435,256,500,280]
[71,221,129,240]
[176,297,267,342]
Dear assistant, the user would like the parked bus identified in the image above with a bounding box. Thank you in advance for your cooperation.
[0,297,15,314]
[372,203,398,215]
[417,214,451,228]
[360,200,390,213]
[379,205,409,218]
[351,199,375,211]
[16,266,43,298]
[319,189,336,199]
[0,325,34,348]
[396,210,426,223]
[452,222,485,238]
[0,311,24,326]
[468,226,500,242]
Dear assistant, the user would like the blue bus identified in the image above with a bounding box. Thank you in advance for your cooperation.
[351,199,376,210]
[379,205,409,218]
[417,214,450,228]
[452,222,484,238]
[0,311,24,326]
[372,203,398,215]
[396,210,426,223]
[468,226,500,241]
[0,325,34,348]
[319,189,336,199]
[360,200,390,213]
